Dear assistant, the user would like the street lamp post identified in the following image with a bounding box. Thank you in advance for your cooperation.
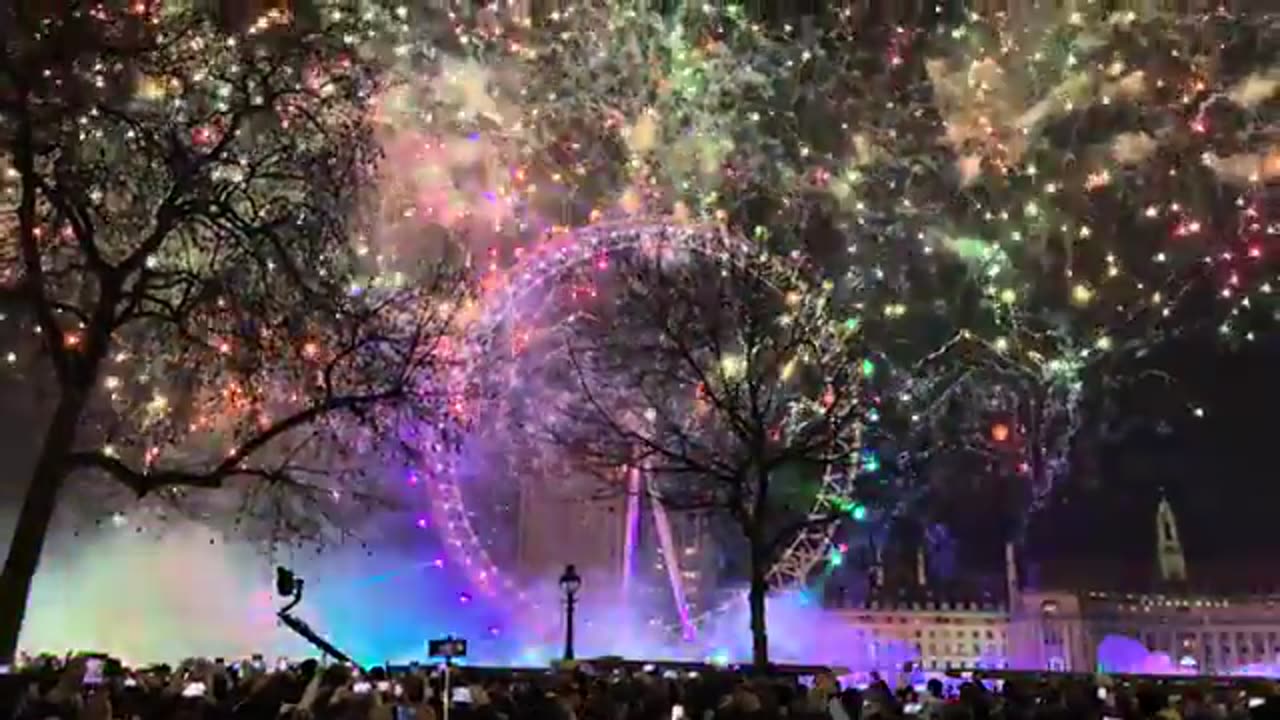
[559,564,582,661]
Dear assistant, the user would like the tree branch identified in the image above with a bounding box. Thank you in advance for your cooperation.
[67,387,406,497]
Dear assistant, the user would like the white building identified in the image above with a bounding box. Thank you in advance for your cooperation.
[830,497,1280,674]
[833,594,1011,671]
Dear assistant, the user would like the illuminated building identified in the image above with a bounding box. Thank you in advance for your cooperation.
[622,486,717,634]
[833,592,1012,671]
[1015,497,1280,673]
[514,469,628,592]
[830,498,1280,673]
[1014,588,1280,674]
[829,544,1011,671]
[664,508,716,618]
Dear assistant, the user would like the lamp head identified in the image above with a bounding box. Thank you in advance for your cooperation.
[559,564,582,595]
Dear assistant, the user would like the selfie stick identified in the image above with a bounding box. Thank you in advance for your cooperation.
[275,568,360,671]
[276,610,358,669]
[429,637,463,720]
[442,660,451,720]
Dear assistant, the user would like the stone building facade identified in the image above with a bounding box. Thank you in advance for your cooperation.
[831,498,1280,674]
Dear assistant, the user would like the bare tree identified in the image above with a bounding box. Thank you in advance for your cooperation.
[532,236,868,670]
[0,4,462,660]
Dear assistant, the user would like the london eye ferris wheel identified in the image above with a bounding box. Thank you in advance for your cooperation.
[421,218,864,641]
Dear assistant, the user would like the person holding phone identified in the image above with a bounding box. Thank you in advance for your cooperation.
[80,685,113,720]
[82,657,105,687]
[920,678,946,720]
[182,681,208,698]
[450,686,472,706]
[393,674,437,720]
[17,659,79,720]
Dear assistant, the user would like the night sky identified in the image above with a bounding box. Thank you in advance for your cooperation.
[1021,334,1280,591]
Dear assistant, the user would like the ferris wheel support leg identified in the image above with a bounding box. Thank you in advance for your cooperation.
[621,464,643,601]
[648,476,696,640]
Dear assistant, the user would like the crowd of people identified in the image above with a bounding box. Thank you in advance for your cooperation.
[4,654,1280,720]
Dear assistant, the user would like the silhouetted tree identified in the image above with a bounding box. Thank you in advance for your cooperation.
[0,3,462,659]
[533,231,869,669]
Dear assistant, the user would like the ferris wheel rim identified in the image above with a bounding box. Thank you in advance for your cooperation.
[425,217,861,630]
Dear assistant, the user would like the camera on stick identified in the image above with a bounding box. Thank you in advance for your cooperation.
[428,637,467,660]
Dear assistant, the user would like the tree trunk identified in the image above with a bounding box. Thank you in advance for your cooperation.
[745,463,772,672]
[0,391,86,662]
[748,544,770,672]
